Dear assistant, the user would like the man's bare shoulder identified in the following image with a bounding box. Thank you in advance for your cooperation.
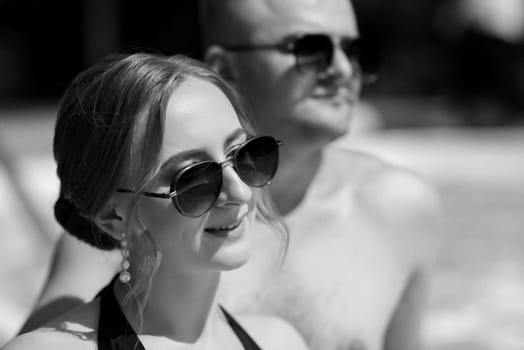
[358,156,441,224]
[238,314,308,350]
[328,147,442,261]
[327,147,440,209]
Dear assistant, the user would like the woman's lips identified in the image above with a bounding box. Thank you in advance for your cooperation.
[204,219,244,238]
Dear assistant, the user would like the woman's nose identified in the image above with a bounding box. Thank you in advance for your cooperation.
[215,165,253,207]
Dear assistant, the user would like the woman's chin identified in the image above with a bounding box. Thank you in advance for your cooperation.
[200,217,253,271]
[208,239,251,271]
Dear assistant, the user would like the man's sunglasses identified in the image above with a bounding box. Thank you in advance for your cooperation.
[222,33,377,81]
[118,136,281,218]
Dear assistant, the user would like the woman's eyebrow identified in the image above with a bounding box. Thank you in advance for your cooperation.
[158,129,247,175]
[159,149,210,172]
[224,128,247,148]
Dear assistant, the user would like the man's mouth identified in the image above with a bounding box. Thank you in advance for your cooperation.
[312,86,355,103]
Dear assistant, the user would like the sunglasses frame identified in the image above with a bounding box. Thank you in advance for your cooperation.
[117,135,282,217]
[222,33,362,73]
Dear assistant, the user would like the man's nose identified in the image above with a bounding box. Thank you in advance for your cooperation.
[329,45,358,79]
[215,166,252,208]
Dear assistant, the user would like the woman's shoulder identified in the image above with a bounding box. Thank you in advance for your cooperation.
[3,299,101,350]
[237,314,308,350]
[2,327,96,350]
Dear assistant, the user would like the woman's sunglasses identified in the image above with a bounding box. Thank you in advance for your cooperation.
[222,33,377,82]
[118,136,281,218]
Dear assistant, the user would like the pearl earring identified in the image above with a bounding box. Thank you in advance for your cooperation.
[119,235,131,283]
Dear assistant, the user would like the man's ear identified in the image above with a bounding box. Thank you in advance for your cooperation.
[204,45,237,84]
[93,201,126,241]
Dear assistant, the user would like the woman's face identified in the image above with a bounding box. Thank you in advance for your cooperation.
[137,78,255,273]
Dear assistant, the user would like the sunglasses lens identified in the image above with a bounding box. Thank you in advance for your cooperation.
[294,35,333,71]
[342,37,380,83]
[235,136,279,187]
[340,37,360,65]
[172,162,222,217]
[340,37,364,78]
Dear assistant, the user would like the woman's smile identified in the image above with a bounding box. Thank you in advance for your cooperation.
[203,215,247,240]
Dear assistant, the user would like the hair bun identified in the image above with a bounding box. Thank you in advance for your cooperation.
[54,195,119,250]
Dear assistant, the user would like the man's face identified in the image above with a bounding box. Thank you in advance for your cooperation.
[224,0,361,147]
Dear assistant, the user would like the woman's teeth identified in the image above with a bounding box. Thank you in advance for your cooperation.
[205,221,241,233]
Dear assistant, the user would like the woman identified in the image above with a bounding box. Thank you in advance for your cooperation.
[4,53,306,349]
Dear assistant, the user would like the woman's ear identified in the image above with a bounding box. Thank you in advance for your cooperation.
[204,45,237,84]
[93,201,126,241]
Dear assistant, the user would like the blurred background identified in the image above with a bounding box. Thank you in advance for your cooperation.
[0,0,523,349]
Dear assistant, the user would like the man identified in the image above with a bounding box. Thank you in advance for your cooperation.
[200,0,441,349]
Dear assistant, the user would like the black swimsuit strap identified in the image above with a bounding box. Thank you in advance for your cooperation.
[97,278,261,350]
[97,278,144,350]
[220,306,262,350]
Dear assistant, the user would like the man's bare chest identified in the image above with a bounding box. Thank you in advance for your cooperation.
[261,210,409,349]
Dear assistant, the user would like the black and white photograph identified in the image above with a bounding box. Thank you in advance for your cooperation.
[1,1,523,349]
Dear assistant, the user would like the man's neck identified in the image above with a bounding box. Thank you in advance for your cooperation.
[269,142,324,216]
